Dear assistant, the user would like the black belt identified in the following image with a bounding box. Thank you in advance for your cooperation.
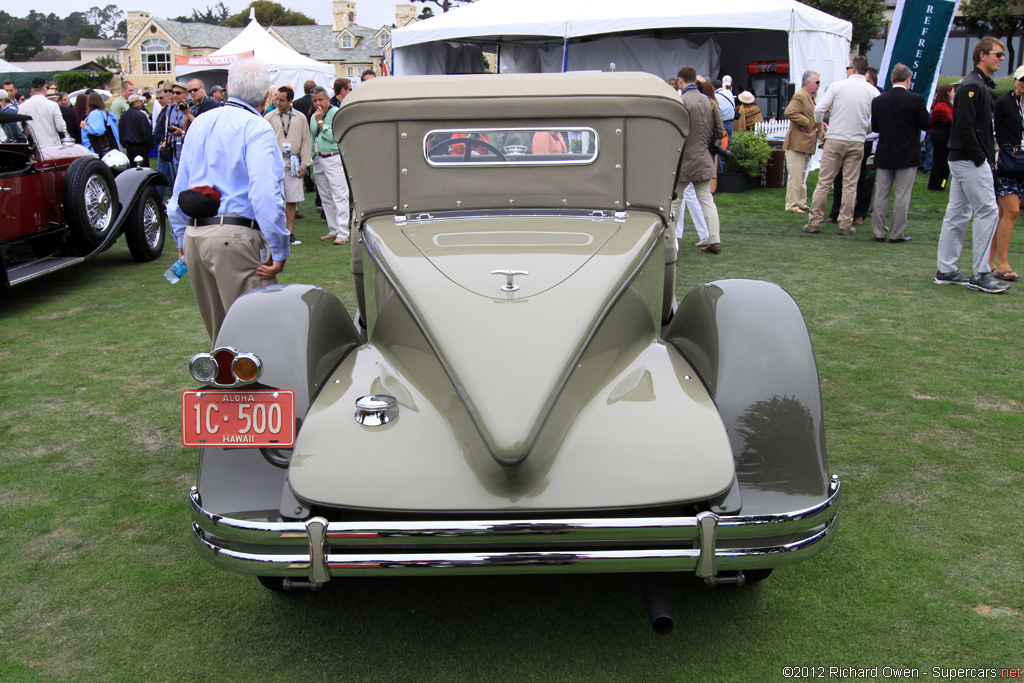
[189,216,259,229]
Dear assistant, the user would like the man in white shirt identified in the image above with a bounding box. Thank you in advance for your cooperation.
[18,77,68,146]
[803,56,879,236]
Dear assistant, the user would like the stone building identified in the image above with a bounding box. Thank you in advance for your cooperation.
[117,2,418,89]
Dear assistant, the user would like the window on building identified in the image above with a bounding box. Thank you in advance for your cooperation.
[378,32,390,48]
[347,66,355,76]
[140,38,172,74]
[342,34,353,48]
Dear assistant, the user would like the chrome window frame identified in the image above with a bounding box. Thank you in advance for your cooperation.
[423,127,599,168]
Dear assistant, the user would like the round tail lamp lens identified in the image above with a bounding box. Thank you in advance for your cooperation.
[232,355,261,383]
[190,354,219,383]
[213,349,235,385]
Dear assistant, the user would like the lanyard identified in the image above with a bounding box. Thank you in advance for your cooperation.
[278,110,293,140]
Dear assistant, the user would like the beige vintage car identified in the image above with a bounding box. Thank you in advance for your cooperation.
[184,73,839,633]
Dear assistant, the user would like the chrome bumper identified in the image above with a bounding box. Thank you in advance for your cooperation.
[189,476,839,582]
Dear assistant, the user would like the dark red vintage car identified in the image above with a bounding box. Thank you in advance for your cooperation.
[0,111,166,288]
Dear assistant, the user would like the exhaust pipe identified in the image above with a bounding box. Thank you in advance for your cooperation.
[638,574,674,636]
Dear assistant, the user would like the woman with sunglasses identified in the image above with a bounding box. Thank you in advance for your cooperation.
[988,65,1024,282]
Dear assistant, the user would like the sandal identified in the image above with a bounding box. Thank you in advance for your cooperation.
[993,270,1020,281]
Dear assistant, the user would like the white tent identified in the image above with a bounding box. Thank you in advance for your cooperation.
[0,58,26,73]
[392,0,852,90]
[176,17,335,90]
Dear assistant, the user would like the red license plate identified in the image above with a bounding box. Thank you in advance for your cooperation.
[181,389,296,448]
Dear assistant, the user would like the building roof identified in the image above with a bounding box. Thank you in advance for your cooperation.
[271,23,387,63]
[77,38,124,51]
[149,18,241,50]
[5,60,107,72]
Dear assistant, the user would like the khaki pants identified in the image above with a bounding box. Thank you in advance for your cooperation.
[784,149,811,212]
[184,223,276,342]
[807,139,863,231]
[873,166,916,240]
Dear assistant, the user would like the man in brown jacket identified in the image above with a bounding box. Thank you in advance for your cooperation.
[673,66,724,253]
[783,70,820,214]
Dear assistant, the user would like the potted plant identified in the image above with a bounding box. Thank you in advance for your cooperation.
[718,130,773,193]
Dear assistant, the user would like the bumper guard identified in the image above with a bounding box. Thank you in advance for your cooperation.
[189,476,839,583]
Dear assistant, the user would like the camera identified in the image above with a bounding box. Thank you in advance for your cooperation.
[709,142,730,159]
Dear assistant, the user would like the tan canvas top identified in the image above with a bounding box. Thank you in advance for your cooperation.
[333,72,689,221]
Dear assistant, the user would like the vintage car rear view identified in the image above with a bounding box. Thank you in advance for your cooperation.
[0,111,166,288]
[185,74,839,622]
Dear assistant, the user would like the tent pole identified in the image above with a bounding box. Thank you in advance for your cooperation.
[562,38,569,72]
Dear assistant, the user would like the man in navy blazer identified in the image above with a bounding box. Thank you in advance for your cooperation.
[870,63,931,242]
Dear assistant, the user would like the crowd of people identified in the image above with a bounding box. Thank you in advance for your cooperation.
[1,64,381,339]
[782,37,1021,294]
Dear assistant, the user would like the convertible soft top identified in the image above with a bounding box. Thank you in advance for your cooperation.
[0,111,32,125]
[334,72,690,221]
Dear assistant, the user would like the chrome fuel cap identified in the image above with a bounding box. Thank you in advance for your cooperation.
[354,394,399,426]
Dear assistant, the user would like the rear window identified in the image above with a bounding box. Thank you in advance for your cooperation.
[424,128,598,166]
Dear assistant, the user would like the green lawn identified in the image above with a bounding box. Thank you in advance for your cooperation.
[1,174,1021,681]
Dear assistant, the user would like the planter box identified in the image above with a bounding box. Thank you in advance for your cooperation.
[717,171,756,194]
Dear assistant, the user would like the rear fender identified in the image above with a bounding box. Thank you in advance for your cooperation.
[197,284,362,517]
[664,279,830,515]
[215,283,362,418]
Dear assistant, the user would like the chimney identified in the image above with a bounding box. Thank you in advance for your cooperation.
[333,0,357,30]
[126,11,151,42]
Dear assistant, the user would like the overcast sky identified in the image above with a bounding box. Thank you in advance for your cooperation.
[23,0,408,35]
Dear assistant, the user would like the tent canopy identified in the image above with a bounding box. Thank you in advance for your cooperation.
[392,0,852,88]
[176,18,335,90]
[0,58,27,73]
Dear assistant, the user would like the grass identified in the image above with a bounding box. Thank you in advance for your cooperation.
[1,174,1022,681]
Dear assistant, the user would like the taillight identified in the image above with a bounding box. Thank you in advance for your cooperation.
[189,347,263,387]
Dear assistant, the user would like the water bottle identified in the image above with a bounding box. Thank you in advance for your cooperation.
[164,257,187,284]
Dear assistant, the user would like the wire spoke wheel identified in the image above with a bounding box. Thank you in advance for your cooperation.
[84,175,114,234]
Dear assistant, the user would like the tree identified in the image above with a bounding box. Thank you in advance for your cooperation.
[958,0,1024,71]
[95,55,120,70]
[410,0,471,14]
[171,3,232,25]
[85,4,125,39]
[221,2,315,27]
[417,6,435,20]
[4,27,43,61]
[802,0,886,49]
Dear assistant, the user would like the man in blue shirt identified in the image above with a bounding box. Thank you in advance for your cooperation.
[168,59,290,341]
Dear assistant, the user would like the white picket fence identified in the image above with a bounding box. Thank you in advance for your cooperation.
[753,119,789,140]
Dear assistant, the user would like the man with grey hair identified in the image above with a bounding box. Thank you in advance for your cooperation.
[309,85,351,244]
[804,55,878,235]
[168,59,290,341]
[782,70,819,214]
[869,63,930,243]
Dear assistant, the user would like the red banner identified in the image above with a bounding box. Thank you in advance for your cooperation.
[747,61,790,74]
[174,51,254,68]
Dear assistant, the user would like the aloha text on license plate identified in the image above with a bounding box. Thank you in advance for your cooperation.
[181,389,295,448]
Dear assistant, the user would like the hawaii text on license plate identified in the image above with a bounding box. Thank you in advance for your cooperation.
[181,389,295,448]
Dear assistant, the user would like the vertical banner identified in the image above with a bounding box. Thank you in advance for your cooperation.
[878,0,959,104]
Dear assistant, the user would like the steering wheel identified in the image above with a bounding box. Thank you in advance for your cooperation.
[428,136,507,162]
